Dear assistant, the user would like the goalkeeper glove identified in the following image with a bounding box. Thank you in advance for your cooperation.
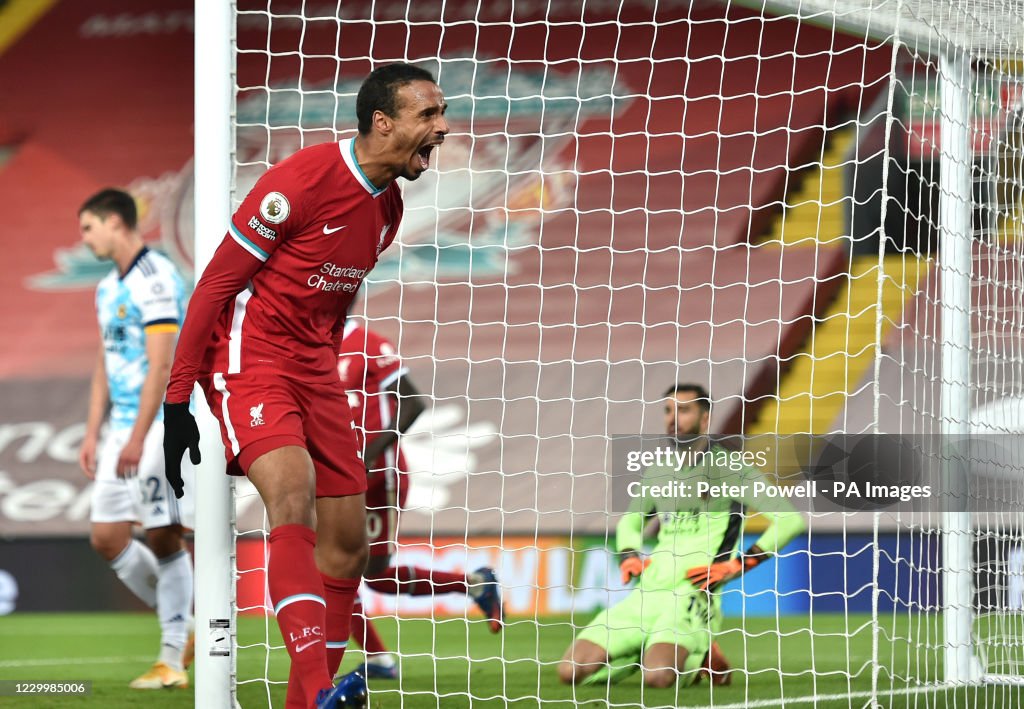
[619,551,651,584]
[686,550,766,591]
[163,402,201,499]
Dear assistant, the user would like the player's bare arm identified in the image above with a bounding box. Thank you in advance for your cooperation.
[79,341,109,479]
[361,374,426,465]
[117,329,176,478]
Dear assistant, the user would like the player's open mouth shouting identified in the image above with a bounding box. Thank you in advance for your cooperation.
[417,139,443,170]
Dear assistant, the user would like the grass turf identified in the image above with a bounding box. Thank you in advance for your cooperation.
[0,612,1020,708]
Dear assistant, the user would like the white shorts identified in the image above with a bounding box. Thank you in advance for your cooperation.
[90,421,195,530]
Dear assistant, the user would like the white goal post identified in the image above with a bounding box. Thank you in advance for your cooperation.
[193,1,234,706]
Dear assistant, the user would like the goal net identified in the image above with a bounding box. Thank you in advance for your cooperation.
[196,0,1024,706]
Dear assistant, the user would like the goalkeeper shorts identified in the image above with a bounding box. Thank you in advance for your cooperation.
[576,584,721,672]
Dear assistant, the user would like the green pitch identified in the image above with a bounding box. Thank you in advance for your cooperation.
[0,612,1020,708]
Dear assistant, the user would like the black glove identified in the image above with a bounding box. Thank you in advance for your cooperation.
[163,402,201,499]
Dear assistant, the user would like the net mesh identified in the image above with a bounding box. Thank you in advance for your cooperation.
[221,0,1024,706]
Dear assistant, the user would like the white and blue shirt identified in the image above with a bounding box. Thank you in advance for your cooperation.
[95,247,187,431]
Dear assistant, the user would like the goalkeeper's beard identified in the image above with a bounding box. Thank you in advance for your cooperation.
[670,421,703,446]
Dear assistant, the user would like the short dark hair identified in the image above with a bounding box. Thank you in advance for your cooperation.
[79,188,138,230]
[356,63,437,135]
[663,383,711,413]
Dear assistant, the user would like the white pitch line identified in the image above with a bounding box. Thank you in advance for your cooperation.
[681,684,951,709]
[0,655,151,668]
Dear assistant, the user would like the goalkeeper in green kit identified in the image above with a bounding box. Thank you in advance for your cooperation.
[558,383,806,689]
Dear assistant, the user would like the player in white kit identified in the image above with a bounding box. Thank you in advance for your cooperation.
[76,189,196,689]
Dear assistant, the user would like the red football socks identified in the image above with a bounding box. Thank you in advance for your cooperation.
[268,525,332,709]
[321,574,359,677]
[285,572,360,708]
[350,596,389,656]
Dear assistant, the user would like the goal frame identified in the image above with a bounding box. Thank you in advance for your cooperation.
[188,0,1004,704]
[194,0,236,706]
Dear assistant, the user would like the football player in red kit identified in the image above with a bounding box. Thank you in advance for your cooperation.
[161,64,448,709]
[336,320,504,680]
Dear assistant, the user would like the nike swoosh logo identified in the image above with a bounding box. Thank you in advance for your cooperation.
[295,638,322,653]
[323,224,347,235]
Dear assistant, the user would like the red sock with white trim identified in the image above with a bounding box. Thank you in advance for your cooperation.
[350,596,390,656]
[268,525,331,709]
[322,574,359,678]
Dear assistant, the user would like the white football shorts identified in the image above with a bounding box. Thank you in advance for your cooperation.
[90,421,195,530]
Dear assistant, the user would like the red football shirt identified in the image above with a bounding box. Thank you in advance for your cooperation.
[337,321,408,470]
[167,138,402,401]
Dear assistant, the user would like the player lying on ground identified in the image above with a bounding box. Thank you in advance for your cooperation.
[77,188,196,690]
[558,383,807,689]
[335,319,504,680]
[162,63,448,709]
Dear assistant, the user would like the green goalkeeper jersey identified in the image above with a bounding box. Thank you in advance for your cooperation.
[616,441,806,590]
